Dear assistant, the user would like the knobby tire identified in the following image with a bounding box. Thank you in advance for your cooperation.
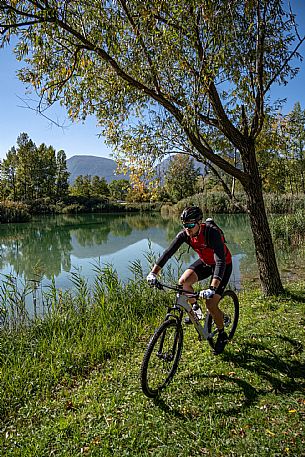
[206,289,239,350]
[140,319,183,398]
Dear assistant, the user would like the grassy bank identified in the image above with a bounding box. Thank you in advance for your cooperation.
[270,211,305,246]
[0,271,304,456]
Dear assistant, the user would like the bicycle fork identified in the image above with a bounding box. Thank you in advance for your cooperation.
[157,324,180,362]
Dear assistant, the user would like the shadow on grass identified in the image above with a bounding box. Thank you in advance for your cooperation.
[152,397,190,420]
[281,289,305,303]
[195,373,260,415]
[224,336,305,392]
[152,333,305,419]
[151,373,261,419]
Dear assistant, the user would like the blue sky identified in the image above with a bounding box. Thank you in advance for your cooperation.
[0,44,113,161]
[0,1,304,161]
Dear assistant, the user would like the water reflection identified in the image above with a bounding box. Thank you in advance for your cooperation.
[0,212,303,291]
[0,213,172,282]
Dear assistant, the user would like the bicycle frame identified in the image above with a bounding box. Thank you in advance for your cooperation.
[165,289,213,341]
[141,283,239,397]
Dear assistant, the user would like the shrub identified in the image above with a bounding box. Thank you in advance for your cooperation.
[61,203,86,214]
[270,210,305,245]
[0,201,31,223]
[163,191,247,216]
[161,192,305,216]
[264,193,305,214]
[25,198,57,215]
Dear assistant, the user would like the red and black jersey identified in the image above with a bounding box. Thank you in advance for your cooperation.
[156,223,232,280]
[188,223,231,266]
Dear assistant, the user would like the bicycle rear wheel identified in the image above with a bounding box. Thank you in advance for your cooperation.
[206,289,239,350]
[140,319,183,398]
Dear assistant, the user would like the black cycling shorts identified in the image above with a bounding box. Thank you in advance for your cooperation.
[188,260,233,296]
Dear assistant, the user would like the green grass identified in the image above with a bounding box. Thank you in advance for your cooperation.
[0,276,304,456]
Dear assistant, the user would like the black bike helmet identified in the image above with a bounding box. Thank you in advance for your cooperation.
[180,206,203,223]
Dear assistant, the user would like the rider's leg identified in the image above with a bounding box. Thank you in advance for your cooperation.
[178,269,198,305]
[179,269,202,323]
[206,295,224,329]
[179,260,212,304]
[206,263,233,330]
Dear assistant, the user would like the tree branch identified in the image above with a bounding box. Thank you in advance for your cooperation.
[205,161,247,212]
[1,20,45,33]
[40,46,83,102]
[117,0,161,94]
[0,2,43,21]
[16,95,70,129]
[207,81,246,152]
[1,2,249,185]
[250,0,265,137]
[264,33,305,94]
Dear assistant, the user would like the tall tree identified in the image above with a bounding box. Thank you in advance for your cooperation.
[55,150,69,199]
[15,133,37,200]
[0,147,18,200]
[0,134,69,201]
[285,102,305,193]
[91,176,109,197]
[164,154,201,202]
[1,1,305,294]
[70,175,91,198]
[255,113,286,193]
[108,179,131,201]
[37,143,57,198]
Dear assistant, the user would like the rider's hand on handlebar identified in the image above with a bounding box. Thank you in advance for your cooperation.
[146,272,158,286]
[199,287,216,299]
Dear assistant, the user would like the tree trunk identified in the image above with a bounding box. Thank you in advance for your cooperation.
[242,142,284,296]
[191,133,284,295]
[245,183,284,295]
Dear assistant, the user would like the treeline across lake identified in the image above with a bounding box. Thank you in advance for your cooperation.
[0,133,69,202]
[0,198,162,223]
[0,133,163,222]
[162,191,305,247]
[164,191,305,215]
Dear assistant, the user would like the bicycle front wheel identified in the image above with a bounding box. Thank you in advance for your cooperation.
[206,289,239,350]
[140,319,183,398]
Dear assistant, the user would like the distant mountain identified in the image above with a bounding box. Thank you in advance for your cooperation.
[67,154,205,184]
[67,155,129,183]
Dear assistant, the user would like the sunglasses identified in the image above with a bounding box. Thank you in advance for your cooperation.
[183,222,197,229]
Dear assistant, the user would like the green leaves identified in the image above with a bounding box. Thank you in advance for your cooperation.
[1,0,301,147]
[0,133,69,201]
[70,175,110,199]
[164,154,201,202]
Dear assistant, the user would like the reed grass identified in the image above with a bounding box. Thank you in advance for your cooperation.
[0,263,163,419]
[270,210,305,245]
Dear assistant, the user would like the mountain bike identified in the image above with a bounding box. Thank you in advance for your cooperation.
[140,281,239,398]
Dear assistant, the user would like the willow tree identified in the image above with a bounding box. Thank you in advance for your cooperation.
[1,0,304,294]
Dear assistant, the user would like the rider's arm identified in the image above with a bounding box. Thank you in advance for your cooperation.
[150,231,187,274]
[208,227,226,284]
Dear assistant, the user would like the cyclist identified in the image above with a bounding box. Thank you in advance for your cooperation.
[146,206,233,355]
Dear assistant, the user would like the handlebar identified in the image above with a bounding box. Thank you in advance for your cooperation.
[152,280,199,299]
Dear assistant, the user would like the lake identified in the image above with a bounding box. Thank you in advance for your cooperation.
[0,212,304,313]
